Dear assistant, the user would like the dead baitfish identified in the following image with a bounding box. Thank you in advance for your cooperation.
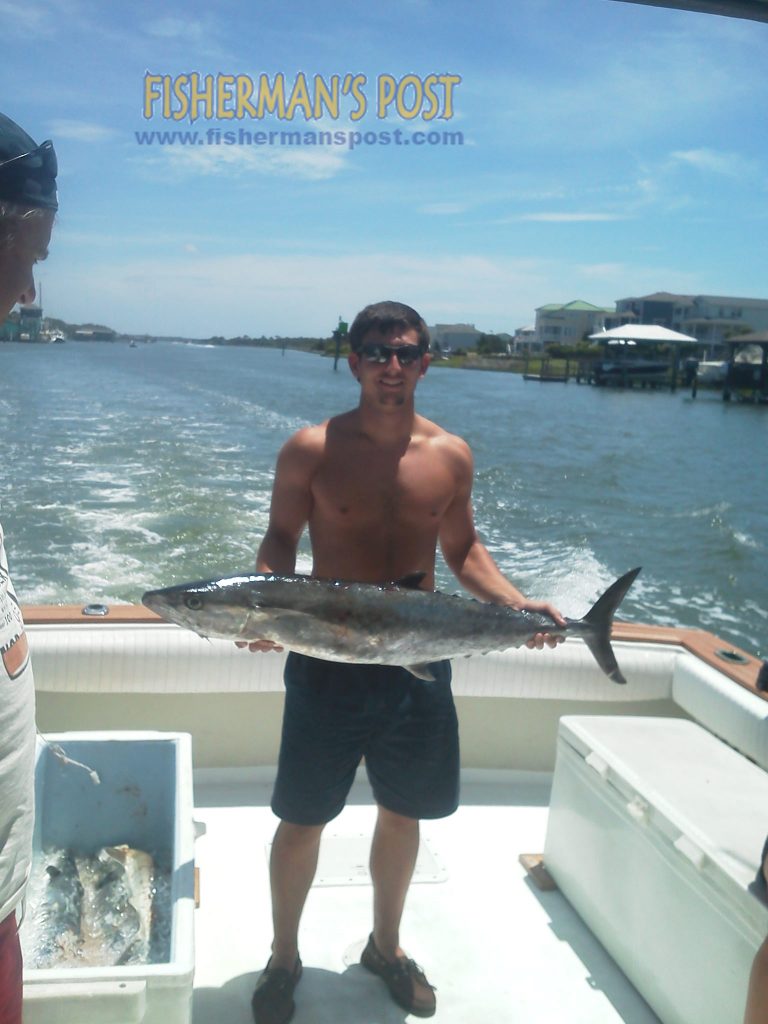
[27,845,155,968]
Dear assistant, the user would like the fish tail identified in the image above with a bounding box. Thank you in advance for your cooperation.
[577,567,641,684]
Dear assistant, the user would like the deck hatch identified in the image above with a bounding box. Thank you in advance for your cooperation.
[266,832,447,887]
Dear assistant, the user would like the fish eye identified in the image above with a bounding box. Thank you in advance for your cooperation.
[184,595,204,611]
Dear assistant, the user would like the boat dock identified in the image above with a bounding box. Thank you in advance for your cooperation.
[520,355,691,391]
[522,357,569,383]
[539,327,768,402]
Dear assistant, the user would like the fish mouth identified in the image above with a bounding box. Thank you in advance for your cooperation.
[141,589,188,626]
[141,590,165,615]
[141,587,245,642]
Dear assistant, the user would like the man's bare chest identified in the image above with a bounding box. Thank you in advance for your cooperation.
[311,446,455,525]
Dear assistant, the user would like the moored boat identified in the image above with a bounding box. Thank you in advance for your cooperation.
[723,337,768,404]
[592,358,670,387]
[695,360,728,385]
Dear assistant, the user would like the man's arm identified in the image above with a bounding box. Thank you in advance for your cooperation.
[256,429,318,573]
[238,427,320,652]
[438,438,565,647]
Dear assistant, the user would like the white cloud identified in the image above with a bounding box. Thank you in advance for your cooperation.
[49,119,116,142]
[573,261,700,301]
[44,249,552,337]
[135,139,349,182]
[490,23,761,153]
[0,0,88,40]
[40,245,707,340]
[140,14,233,61]
[145,17,206,41]
[669,148,752,179]
[575,262,629,279]
[419,202,468,215]
[0,0,55,34]
[517,212,631,223]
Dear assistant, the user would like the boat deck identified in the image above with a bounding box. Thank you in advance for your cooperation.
[191,767,661,1024]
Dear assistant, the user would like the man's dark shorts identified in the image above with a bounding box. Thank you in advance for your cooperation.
[271,653,460,825]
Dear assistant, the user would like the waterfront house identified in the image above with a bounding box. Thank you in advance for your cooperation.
[429,322,483,353]
[534,300,614,349]
[614,292,768,357]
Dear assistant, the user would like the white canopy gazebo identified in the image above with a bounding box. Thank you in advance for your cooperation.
[587,324,698,389]
[589,324,698,345]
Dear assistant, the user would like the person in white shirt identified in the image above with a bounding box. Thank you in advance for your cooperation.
[744,837,768,1024]
[0,110,57,1024]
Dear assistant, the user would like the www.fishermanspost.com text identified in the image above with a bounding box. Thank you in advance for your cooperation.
[134,126,464,151]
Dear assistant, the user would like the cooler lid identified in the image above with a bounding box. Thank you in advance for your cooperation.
[558,715,768,923]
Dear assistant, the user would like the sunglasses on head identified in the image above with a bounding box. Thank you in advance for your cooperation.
[0,139,57,178]
[360,342,424,366]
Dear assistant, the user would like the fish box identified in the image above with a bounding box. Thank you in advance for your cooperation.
[544,716,768,1024]
[21,731,195,1024]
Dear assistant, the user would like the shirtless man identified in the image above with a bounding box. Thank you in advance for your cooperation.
[246,300,564,1024]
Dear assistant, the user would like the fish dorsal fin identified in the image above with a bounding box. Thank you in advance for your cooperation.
[392,572,427,590]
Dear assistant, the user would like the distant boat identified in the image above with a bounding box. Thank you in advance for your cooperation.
[723,336,768,403]
[592,358,669,386]
[695,360,727,385]
[588,324,696,389]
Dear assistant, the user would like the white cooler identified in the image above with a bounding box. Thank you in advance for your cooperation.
[21,731,196,1024]
[544,715,768,1024]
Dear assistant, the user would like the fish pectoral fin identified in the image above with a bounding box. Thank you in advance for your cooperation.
[405,662,436,681]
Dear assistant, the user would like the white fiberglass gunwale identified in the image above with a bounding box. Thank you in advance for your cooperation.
[21,603,766,699]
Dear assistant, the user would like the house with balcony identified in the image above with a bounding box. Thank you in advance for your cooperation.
[534,300,614,349]
[615,292,768,357]
[512,325,537,352]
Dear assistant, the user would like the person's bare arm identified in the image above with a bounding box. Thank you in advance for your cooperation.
[238,427,321,652]
[438,438,565,648]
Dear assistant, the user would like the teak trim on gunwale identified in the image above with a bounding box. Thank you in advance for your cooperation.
[21,604,766,700]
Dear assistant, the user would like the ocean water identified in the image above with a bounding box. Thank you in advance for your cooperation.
[1,340,766,657]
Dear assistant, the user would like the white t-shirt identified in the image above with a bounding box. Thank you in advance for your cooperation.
[0,521,35,925]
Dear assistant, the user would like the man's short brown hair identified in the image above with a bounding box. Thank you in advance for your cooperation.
[348,301,430,353]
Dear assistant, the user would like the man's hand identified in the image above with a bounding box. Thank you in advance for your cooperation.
[234,639,284,653]
[516,600,567,650]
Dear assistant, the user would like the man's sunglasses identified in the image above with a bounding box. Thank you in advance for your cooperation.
[360,342,424,366]
[0,139,58,178]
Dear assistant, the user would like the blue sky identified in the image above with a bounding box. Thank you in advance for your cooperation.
[3,0,767,338]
